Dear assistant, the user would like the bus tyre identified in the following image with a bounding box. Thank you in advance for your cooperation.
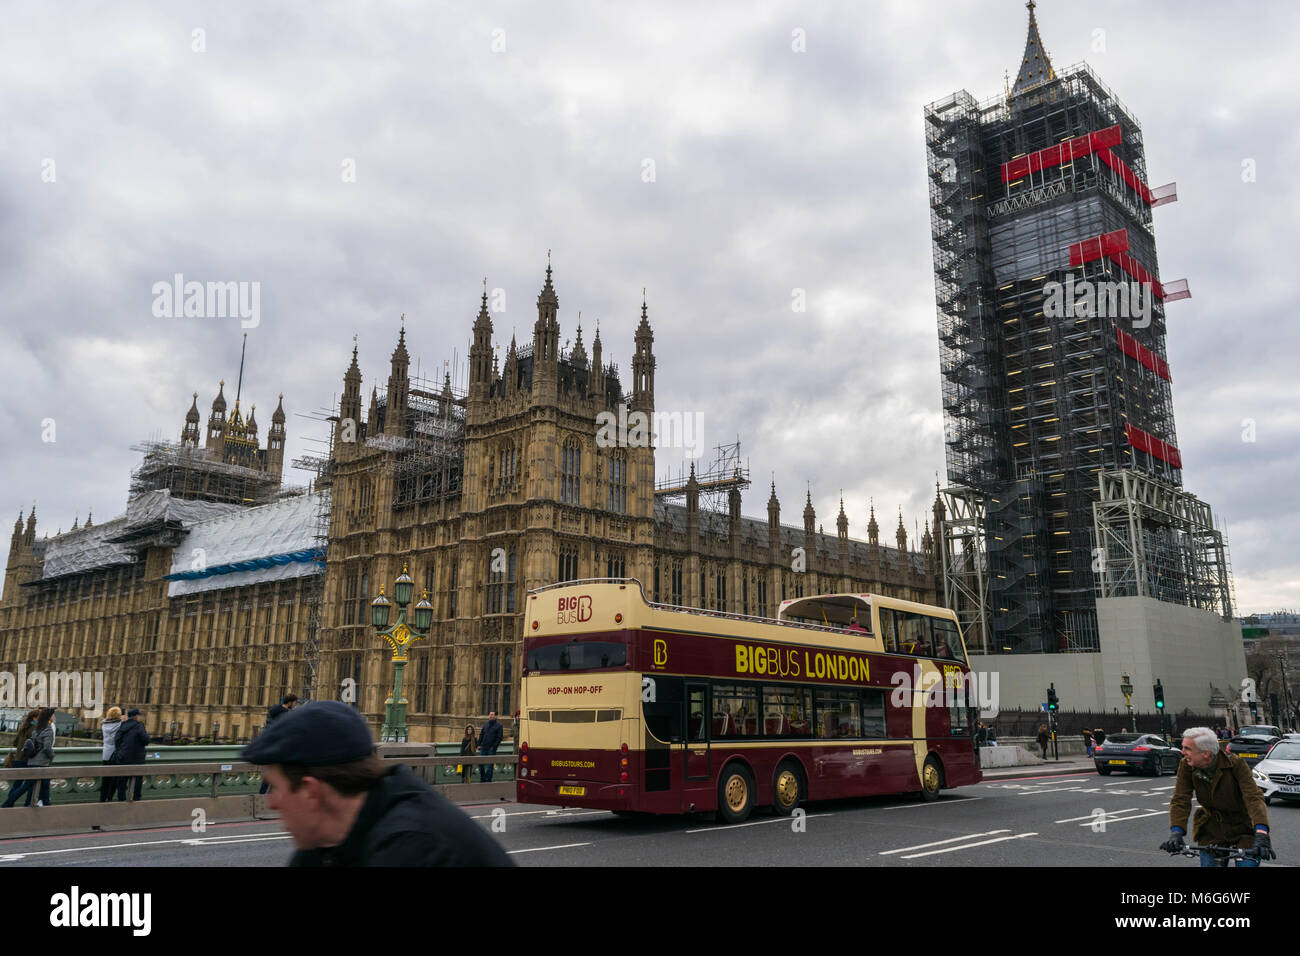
[718,764,755,824]
[771,761,804,816]
[919,756,943,802]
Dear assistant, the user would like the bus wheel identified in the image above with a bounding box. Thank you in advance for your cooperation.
[771,762,804,816]
[919,756,943,802]
[718,764,755,824]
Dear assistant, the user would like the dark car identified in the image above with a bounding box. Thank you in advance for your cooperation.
[1227,726,1282,766]
[1093,733,1181,776]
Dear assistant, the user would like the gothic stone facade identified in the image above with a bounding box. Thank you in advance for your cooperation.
[322,265,947,742]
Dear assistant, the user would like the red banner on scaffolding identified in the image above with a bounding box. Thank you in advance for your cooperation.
[1125,423,1182,468]
[1067,228,1189,302]
[1115,329,1172,382]
[1001,124,1122,183]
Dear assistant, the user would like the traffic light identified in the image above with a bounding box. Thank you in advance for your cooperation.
[1047,684,1059,712]
[1153,679,1165,710]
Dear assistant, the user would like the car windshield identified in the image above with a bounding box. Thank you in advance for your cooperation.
[1239,727,1277,737]
[1267,744,1300,761]
[1105,734,1141,744]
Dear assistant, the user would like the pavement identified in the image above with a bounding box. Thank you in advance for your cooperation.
[982,755,1098,779]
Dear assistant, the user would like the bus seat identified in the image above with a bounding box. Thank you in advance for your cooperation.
[712,713,730,737]
[764,715,784,735]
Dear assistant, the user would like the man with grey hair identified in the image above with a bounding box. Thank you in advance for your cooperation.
[1160,726,1274,866]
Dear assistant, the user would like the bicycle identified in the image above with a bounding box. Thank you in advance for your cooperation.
[1177,843,1263,865]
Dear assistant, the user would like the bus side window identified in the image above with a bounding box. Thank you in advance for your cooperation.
[879,609,900,654]
[897,611,929,656]
[930,618,964,663]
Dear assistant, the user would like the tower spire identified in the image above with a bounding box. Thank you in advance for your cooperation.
[1011,0,1055,96]
[235,332,248,407]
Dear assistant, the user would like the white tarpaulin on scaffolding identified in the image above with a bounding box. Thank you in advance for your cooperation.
[40,489,241,580]
[167,491,327,597]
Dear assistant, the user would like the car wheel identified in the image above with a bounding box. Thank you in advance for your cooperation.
[1150,757,1163,777]
[1264,795,1272,807]
[771,761,805,817]
[1097,765,1113,775]
[919,755,944,802]
[717,763,755,825]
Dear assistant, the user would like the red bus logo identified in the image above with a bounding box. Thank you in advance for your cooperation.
[557,594,593,624]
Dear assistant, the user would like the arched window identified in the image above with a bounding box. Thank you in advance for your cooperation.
[607,453,627,514]
[562,439,582,504]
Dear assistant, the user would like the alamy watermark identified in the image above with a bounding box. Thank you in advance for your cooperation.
[1043,276,1152,328]
[0,666,105,718]
[890,664,1000,718]
[595,408,704,459]
[152,274,260,328]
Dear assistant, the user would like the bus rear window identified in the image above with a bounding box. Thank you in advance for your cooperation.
[527,640,627,672]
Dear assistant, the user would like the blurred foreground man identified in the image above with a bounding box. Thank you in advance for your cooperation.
[242,701,513,867]
[1161,726,1274,867]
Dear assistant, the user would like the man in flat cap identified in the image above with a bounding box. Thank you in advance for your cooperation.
[242,701,512,866]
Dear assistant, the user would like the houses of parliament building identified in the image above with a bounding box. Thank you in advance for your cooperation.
[0,262,947,742]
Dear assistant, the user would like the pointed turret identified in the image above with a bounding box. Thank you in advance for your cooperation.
[836,495,848,541]
[1011,0,1055,96]
[338,343,363,459]
[591,320,605,401]
[182,392,201,447]
[867,501,879,547]
[206,381,228,452]
[932,479,947,530]
[385,320,410,437]
[368,386,379,433]
[24,507,36,546]
[533,254,560,366]
[632,292,656,413]
[803,490,816,535]
[504,335,519,397]
[896,509,908,552]
[266,394,286,478]
[470,280,494,406]
[570,314,588,370]
[84,510,93,529]
[245,404,258,436]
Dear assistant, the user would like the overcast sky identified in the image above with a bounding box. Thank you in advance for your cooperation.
[2,1,1297,613]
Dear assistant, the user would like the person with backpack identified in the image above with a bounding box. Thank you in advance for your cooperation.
[2,709,42,809]
[4,708,56,807]
[99,707,124,802]
[459,724,477,783]
[113,709,152,802]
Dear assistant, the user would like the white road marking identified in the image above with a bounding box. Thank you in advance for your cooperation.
[1147,785,1176,792]
[182,835,292,846]
[1018,787,1084,796]
[1079,809,1165,826]
[901,832,1037,859]
[685,814,829,834]
[470,808,601,820]
[0,829,282,861]
[1055,808,1138,823]
[884,797,983,809]
[880,830,1010,855]
[507,842,591,854]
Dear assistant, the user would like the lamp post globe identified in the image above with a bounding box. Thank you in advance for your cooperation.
[371,588,392,629]
[394,565,415,607]
[414,590,434,632]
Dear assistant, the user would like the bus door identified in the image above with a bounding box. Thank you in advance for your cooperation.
[682,682,712,810]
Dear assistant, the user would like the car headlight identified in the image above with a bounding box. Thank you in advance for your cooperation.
[1252,769,1267,784]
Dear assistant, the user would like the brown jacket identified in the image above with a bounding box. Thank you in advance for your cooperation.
[1169,751,1269,848]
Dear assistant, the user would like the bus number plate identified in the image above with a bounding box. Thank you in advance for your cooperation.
[558,786,586,796]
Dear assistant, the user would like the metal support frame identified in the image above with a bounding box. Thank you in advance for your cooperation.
[1092,468,1234,619]
[940,485,991,655]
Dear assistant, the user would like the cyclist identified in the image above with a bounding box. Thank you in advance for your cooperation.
[1160,726,1274,867]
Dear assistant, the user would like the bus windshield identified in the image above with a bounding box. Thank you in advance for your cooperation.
[526,637,628,672]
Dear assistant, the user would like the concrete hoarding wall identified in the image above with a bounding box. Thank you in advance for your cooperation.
[1095,596,1245,717]
[968,597,1245,716]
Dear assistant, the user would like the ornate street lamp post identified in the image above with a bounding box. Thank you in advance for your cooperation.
[370,564,433,743]
[1120,671,1136,733]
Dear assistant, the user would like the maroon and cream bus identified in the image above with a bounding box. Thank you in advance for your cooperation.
[517,580,981,822]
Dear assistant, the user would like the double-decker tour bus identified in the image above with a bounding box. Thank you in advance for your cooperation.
[517,579,980,822]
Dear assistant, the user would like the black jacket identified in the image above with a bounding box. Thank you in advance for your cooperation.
[289,764,514,867]
[479,719,503,753]
[114,719,151,765]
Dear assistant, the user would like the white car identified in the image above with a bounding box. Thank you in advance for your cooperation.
[1252,739,1300,806]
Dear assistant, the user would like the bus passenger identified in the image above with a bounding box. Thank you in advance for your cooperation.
[845,616,868,634]
[935,642,952,659]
